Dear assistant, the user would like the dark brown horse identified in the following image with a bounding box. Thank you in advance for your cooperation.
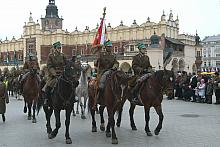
[41,60,79,144]
[116,69,175,136]
[88,70,128,144]
[23,68,40,123]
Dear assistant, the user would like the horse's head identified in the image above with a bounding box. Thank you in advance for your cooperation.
[155,70,175,96]
[30,68,38,75]
[81,62,91,73]
[111,70,128,99]
[63,60,79,87]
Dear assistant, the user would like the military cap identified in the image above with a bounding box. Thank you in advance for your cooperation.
[53,41,62,49]
[104,40,113,47]
[137,42,146,49]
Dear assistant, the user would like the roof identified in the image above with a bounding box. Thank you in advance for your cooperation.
[165,37,184,45]
[202,35,220,42]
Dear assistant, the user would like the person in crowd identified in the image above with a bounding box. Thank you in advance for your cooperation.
[198,79,206,103]
[205,78,214,104]
[189,72,198,102]
[213,72,220,104]
[0,76,9,123]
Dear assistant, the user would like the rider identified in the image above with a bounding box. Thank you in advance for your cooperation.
[131,42,153,105]
[94,40,119,103]
[43,41,67,106]
[20,53,40,94]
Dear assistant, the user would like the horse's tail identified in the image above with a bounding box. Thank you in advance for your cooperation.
[37,91,44,115]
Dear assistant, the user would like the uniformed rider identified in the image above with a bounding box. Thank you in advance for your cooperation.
[131,42,153,105]
[94,40,119,103]
[43,41,67,106]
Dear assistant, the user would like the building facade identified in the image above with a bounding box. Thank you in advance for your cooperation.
[0,0,198,73]
[201,34,220,72]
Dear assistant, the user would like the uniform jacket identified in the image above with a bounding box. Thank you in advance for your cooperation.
[47,52,67,77]
[132,53,152,76]
[94,51,119,74]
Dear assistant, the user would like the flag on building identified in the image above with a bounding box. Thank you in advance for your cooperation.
[6,49,9,64]
[13,48,18,67]
[91,7,107,54]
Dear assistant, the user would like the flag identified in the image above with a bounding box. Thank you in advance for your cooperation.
[163,47,174,68]
[6,49,9,64]
[92,7,107,54]
[13,48,18,67]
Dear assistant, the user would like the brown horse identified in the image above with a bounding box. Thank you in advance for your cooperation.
[23,68,40,123]
[116,69,175,136]
[88,70,128,144]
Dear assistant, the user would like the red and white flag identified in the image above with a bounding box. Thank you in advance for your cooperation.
[92,7,107,54]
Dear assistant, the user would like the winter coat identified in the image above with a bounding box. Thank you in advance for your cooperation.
[0,82,9,114]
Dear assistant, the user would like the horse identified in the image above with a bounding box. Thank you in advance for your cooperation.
[22,68,40,123]
[88,70,128,144]
[116,69,175,136]
[73,62,91,119]
[12,75,22,100]
[41,60,79,144]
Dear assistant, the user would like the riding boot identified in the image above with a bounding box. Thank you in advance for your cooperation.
[96,88,104,104]
[131,82,143,106]
[44,87,52,107]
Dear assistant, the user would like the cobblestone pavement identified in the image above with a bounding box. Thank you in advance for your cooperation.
[0,96,220,147]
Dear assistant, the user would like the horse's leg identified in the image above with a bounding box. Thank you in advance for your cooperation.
[90,107,97,132]
[80,96,86,119]
[2,114,5,122]
[106,108,118,144]
[32,100,37,123]
[144,106,153,136]
[76,99,80,114]
[99,105,105,131]
[154,105,164,135]
[129,103,137,130]
[43,106,53,134]
[27,101,32,120]
[72,103,76,116]
[116,100,126,127]
[48,109,61,139]
[23,100,27,113]
[65,107,73,144]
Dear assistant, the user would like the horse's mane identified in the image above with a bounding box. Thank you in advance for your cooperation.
[154,70,164,81]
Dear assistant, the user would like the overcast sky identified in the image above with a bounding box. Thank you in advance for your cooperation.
[0,0,219,40]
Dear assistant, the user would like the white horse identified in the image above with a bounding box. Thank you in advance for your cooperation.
[73,62,91,119]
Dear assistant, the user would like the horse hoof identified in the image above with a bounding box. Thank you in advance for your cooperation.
[66,138,72,144]
[47,128,52,134]
[92,126,97,132]
[131,126,137,130]
[100,124,105,131]
[106,132,111,138]
[154,130,160,135]
[72,113,76,116]
[112,138,118,144]
[116,122,120,127]
[28,116,31,120]
[23,107,27,113]
[76,111,79,114]
[81,115,86,119]
[48,133,56,139]
[146,131,153,136]
[32,119,37,123]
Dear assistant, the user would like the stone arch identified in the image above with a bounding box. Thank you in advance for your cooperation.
[171,58,178,73]
[179,58,185,71]
[120,62,131,73]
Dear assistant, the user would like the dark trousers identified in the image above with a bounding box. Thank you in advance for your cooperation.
[215,89,220,104]
[206,95,212,104]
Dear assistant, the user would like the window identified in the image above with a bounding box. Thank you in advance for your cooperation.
[208,61,211,67]
[196,51,201,57]
[216,61,220,67]
[130,45,134,52]
[114,46,118,53]
[204,61,206,67]
[216,54,220,57]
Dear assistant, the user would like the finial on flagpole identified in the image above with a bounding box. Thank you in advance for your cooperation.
[103,7,106,17]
